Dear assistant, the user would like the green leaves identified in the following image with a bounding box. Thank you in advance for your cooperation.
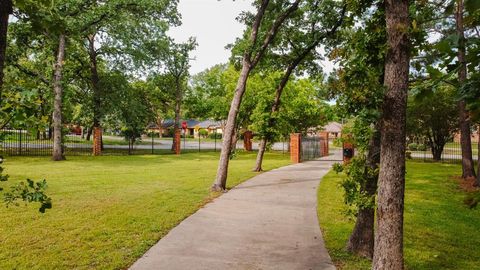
[2,177,52,213]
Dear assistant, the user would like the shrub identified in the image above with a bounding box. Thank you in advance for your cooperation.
[408,143,418,151]
[405,151,412,159]
[198,129,208,137]
[208,133,222,139]
[417,144,427,151]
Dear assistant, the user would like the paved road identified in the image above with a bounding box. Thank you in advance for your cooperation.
[130,155,338,270]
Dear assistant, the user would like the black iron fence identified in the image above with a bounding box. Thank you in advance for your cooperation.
[407,142,477,163]
[0,129,91,156]
[0,128,290,157]
[301,135,326,161]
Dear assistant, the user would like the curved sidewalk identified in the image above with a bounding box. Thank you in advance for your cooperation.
[130,156,338,270]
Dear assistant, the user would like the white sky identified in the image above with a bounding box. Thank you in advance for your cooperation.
[168,0,255,75]
[168,0,336,76]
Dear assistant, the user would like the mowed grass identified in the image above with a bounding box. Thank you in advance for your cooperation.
[317,161,480,269]
[0,151,290,270]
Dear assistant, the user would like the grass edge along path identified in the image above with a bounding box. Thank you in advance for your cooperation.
[0,151,289,270]
[317,161,480,270]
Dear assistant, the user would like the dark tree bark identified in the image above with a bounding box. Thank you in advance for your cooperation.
[212,0,300,191]
[172,79,182,152]
[87,34,104,154]
[86,125,93,141]
[431,146,444,161]
[0,0,12,105]
[476,126,480,186]
[52,34,66,161]
[347,126,380,259]
[427,132,446,161]
[456,0,476,179]
[87,34,101,128]
[254,138,268,172]
[372,0,410,269]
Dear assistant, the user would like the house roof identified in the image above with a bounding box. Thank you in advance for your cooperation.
[322,122,342,133]
[197,120,222,129]
[184,120,200,128]
[147,119,175,129]
[148,119,222,129]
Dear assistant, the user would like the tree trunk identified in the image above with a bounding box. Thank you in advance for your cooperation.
[251,8,346,172]
[88,34,101,128]
[347,126,380,259]
[86,125,93,141]
[211,0,299,191]
[52,34,66,161]
[432,145,444,161]
[212,60,252,191]
[88,34,104,155]
[0,0,12,105]
[253,138,268,171]
[372,1,410,269]
[172,79,182,152]
[253,62,294,172]
[476,126,480,186]
[456,0,476,179]
[231,127,238,151]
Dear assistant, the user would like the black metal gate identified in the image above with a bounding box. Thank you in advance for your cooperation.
[301,135,325,161]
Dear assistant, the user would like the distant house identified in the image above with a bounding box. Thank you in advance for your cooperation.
[194,120,223,138]
[321,121,342,139]
[147,119,223,138]
[453,129,480,143]
[146,120,175,137]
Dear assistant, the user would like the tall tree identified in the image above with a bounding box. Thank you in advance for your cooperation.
[456,0,476,178]
[326,2,386,257]
[80,0,179,153]
[212,0,301,191]
[407,86,459,161]
[52,33,67,161]
[159,39,196,151]
[0,0,12,104]
[253,0,346,172]
[373,0,410,268]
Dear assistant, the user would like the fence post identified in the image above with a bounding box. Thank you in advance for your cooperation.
[93,127,102,156]
[214,129,217,152]
[290,133,301,163]
[174,129,181,155]
[319,132,329,157]
[343,141,354,164]
[18,130,22,155]
[151,132,154,154]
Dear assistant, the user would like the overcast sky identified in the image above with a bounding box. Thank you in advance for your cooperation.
[168,0,254,75]
[168,0,335,76]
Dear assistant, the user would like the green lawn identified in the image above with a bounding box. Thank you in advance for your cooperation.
[0,151,290,270]
[317,161,480,269]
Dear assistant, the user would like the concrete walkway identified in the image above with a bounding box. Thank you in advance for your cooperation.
[130,155,338,270]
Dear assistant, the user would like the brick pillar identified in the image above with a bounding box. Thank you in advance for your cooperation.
[174,129,181,155]
[243,130,253,151]
[319,132,329,157]
[290,133,301,163]
[343,141,355,164]
[93,127,102,156]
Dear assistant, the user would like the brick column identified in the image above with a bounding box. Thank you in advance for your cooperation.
[174,129,181,155]
[243,130,253,151]
[290,133,301,163]
[319,132,329,157]
[93,127,102,156]
[343,141,355,164]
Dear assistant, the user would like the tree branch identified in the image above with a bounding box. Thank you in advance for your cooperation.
[250,0,301,68]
